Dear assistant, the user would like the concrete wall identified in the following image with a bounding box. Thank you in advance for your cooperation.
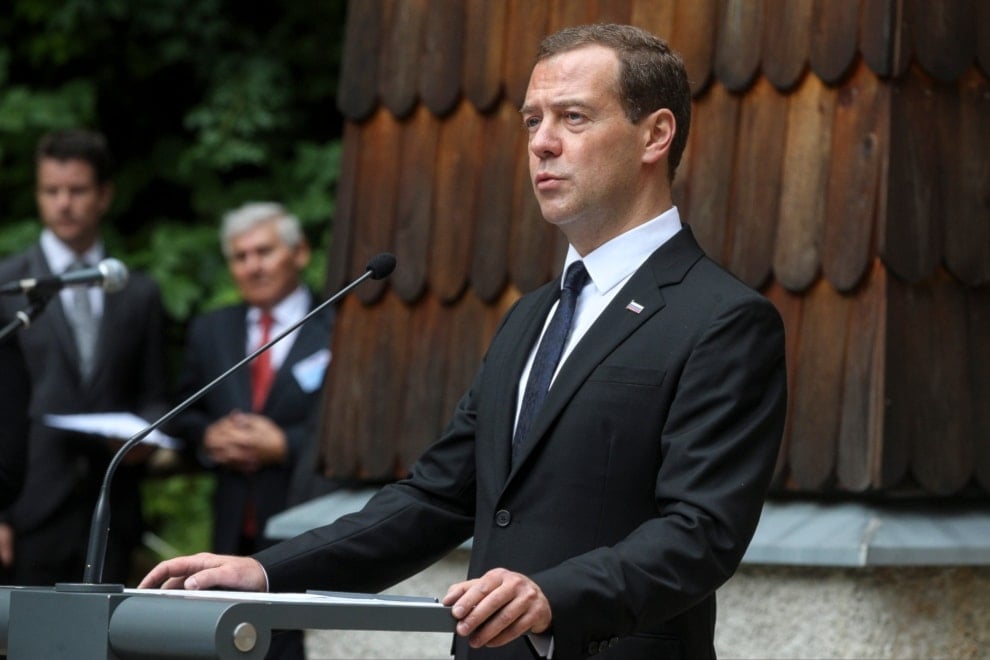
[304,551,990,659]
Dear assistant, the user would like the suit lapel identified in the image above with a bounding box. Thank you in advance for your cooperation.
[225,306,252,408]
[29,245,85,381]
[93,279,127,385]
[504,227,705,485]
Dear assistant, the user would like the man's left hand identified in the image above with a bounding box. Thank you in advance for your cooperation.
[442,568,552,649]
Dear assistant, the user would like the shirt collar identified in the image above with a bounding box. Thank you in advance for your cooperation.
[246,285,310,326]
[562,206,682,294]
[40,229,105,273]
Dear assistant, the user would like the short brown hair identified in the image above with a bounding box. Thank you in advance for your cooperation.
[35,128,114,184]
[537,24,691,182]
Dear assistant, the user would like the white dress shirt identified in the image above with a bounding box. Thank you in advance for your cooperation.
[514,206,683,432]
[245,285,311,369]
[40,229,105,318]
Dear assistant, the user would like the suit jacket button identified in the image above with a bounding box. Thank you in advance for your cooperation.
[495,509,511,527]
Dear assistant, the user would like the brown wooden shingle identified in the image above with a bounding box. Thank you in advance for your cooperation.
[336,0,384,122]
[727,76,786,290]
[669,0,717,96]
[715,0,764,93]
[823,61,885,293]
[470,103,518,303]
[884,69,941,285]
[680,82,739,266]
[773,74,834,292]
[809,0,858,84]
[463,0,508,112]
[392,106,438,303]
[431,101,481,303]
[421,0,465,117]
[909,0,977,84]
[835,260,885,492]
[940,69,990,286]
[762,0,812,91]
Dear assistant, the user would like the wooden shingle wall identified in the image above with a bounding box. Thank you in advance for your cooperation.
[316,0,990,497]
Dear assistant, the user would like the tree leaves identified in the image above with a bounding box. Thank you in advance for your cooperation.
[0,0,347,323]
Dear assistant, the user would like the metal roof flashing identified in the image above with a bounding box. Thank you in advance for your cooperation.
[743,500,990,567]
[266,492,990,567]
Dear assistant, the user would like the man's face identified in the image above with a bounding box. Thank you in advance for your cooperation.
[522,45,653,251]
[227,221,310,310]
[36,158,112,254]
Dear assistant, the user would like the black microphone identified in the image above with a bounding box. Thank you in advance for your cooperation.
[366,252,396,280]
[0,258,129,296]
[56,253,397,592]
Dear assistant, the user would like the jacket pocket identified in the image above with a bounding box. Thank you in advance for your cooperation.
[587,364,665,387]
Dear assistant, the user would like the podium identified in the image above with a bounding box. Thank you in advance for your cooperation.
[0,586,455,659]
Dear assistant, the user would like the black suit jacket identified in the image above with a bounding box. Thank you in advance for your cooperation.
[0,243,167,584]
[255,227,786,659]
[0,325,30,509]
[169,298,334,554]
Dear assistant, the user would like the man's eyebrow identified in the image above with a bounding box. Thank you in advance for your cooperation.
[519,99,594,115]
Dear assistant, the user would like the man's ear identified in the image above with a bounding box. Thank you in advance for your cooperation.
[642,108,675,166]
[294,239,312,269]
[97,182,115,215]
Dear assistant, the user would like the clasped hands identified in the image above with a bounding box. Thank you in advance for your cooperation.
[203,410,287,473]
[138,556,551,649]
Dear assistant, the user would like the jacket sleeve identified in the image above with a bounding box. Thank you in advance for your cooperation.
[253,364,484,594]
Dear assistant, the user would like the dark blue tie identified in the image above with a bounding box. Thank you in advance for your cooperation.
[512,260,589,465]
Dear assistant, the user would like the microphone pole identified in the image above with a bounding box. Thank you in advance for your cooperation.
[0,294,54,344]
[57,253,397,592]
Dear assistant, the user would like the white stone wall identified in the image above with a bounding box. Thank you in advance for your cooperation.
[304,551,990,659]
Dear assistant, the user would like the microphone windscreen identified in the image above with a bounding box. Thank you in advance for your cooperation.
[366,253,397,280]
[98,258,129,293]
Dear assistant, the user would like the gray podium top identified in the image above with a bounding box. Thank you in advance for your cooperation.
[0,586,454,659]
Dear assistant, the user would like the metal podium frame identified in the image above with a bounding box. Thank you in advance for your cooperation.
[0,586,455,659]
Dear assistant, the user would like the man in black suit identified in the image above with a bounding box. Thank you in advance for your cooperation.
[0,128,168,585]
[169,202,333,557]
[168,203,330,660]
[141,25,786,659]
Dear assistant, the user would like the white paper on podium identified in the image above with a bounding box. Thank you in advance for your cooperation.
[123,588,442,607]
[45,412,182,450]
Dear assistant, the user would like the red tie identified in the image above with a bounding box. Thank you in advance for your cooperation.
[244,312,274,543]
[250,312,275,412]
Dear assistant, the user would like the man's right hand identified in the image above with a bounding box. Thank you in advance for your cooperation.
[137,552,267,592]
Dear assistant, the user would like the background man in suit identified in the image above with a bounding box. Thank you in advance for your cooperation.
[168,202,330,660]
[169,202,333,557]
[0,128,168,585]
[141,25,786,659]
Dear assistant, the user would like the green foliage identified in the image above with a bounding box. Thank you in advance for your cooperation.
[140,472,216,558]
[0,0,347,556]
